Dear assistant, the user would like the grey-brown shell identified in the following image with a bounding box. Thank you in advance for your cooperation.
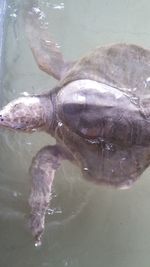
[54,44,150,187]
[60,44,150,117]
[61,43,150,99]
[56,44,150,147]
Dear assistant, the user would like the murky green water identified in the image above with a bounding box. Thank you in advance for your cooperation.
[1,0,150,266]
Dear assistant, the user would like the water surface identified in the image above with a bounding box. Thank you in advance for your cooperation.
[1,0,150,266]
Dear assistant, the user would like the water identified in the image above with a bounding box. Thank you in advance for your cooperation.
[1,0,150,266]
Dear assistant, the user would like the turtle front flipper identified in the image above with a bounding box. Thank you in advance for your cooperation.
[28,144,73,246]
[25,8,75,80]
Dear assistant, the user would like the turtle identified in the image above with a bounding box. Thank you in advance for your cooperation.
[1,10,150,245]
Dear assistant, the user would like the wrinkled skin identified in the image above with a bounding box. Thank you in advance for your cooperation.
[1,8,150,245]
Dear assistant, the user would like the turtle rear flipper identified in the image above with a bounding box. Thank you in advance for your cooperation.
[25,8,75,80]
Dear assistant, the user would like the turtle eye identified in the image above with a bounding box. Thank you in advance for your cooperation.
[0,115,4,121]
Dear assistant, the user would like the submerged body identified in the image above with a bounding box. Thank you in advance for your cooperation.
[1,9,150,244]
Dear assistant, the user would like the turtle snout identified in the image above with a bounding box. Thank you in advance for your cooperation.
[0,111,12,128]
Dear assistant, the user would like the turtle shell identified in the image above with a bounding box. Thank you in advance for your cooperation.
[56,44,150,147]
[60,43,150,98]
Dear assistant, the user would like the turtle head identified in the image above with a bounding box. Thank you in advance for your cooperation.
[0,95,53,132]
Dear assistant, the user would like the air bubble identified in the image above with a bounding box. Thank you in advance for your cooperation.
[32,7,41,14]
[47,208,54,215]
[21,92,29,96]
[53,3,64,10]
[10,13,17,18]
[35,239,42,248]
[13,191,21,198]
[47,207,62,215]
[26,142,32,145]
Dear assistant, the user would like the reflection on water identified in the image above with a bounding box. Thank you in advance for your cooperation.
[1,0,150,266]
